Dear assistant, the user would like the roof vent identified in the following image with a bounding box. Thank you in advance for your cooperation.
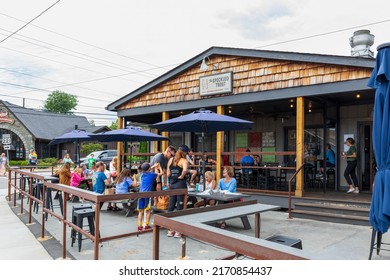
[349,30,375,58]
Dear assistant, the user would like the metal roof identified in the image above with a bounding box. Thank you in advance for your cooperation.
[2,101,95,141]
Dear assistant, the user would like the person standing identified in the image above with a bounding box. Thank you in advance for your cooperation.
[343,137,359,194]
[150,145,175,190]
[88,153,96,170]
[28,149,38,165]
[0,153,8,176]
[166,149,188,238]
[240,149,254,174]
[136,162,162,231]
[62,153,74,165]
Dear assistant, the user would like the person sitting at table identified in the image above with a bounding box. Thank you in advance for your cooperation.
[199,151,216,172]
[217,166,237,228]
[194,171,217,208]
[241,149,254,175]
[59,162,71,186]
[115,168,138,194]
[92,161,111,209]
[319,143,336,175]
[70,166,85,201]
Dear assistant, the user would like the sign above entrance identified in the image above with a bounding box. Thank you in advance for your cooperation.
[199,72,233,96]
[0,111,15,124]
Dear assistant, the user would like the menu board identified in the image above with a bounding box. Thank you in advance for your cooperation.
[262,132,275,147]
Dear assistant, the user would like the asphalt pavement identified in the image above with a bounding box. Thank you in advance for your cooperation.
[1,174,390,260]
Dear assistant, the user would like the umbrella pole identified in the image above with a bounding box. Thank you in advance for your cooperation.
[201,132,206,188]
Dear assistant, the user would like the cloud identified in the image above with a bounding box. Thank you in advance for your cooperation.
[222,3,295,41]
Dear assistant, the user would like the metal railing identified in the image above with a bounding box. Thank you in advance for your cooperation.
[7,167,188,260]
[287,164,305,219]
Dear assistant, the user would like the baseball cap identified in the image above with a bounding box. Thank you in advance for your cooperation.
[179,144,189,153]
[141,162,151,172]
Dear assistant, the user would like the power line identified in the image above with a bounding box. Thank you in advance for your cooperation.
[0,10,168,71]
[254,19,390,49]
[0,0,61,44]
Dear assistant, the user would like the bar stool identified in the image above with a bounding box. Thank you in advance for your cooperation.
[71,208,96,252]
[71,204,93,247]
[326,167,335,189]
[369,229,390,259]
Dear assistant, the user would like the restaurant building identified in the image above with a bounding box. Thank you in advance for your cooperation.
[0,100,111,161]
[106,31,377,197]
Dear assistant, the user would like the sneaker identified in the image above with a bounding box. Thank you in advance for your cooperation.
[353,189,360,194]
[137,226,143,231]
[174,232,182,238]
[143,225,151,230]
[346,188,355,193]
[167,230,175,237]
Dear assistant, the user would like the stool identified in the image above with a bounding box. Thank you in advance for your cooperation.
[70,204,93,242]
[71,208,96,252]
[369,229,390,259]
[266,235,303,249]
[326,168,335,189]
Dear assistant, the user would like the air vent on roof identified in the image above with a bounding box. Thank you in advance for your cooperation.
[349,30,375,58]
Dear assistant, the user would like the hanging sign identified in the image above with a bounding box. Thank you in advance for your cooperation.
[200,72,233,96]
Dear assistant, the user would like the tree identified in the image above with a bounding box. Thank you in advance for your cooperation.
[43,90,78,114]
[109,119,118,130]
[81,143,104,156]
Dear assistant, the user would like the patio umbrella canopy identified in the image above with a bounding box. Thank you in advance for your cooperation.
[150,108,254,184]
[48,129,92,164]
[91,126,169,166]
[368,43,390,234]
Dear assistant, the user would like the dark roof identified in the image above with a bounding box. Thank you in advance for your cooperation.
[106,46,376,111]
[2,101,93,141]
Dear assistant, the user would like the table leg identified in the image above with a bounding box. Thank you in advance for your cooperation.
[255,213,260,238]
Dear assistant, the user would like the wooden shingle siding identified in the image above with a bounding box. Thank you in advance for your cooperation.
[118,56,372,110]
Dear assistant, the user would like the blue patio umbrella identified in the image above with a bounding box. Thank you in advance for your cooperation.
[48,129,93,164]
[150,108,254,184]
[91,126,169,166]
[368,43,390,234]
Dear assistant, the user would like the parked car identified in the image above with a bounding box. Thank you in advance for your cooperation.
[80,150,117,168]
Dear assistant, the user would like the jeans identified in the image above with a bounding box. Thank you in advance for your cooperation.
[344,160,358,186]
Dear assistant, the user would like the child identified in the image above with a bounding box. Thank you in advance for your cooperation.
[194,171,217,207]
[115,168,138,194]
[137,162,162,231]
[70,166,85,201]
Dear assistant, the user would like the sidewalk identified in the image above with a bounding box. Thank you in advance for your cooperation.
[1,175,389,260]
[0,176,52,260]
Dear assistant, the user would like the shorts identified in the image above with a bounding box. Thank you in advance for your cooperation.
[137,198,151,211]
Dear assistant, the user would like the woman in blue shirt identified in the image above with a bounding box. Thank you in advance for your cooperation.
[217,166,237,229]
[218,166,237,193]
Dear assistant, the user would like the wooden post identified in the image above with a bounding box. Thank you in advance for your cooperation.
[161,112,169,152]
[295,97,304,197]
[216,106,224,182]
[117,117,123,172]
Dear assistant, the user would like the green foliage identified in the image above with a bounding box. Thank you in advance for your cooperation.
[40,157,58,165]
[81,143,104,156]
[43,90,78,114]
[9,160,28,166]
[109,119,118,130]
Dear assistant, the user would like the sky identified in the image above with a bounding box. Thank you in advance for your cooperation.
[1,0,390,126]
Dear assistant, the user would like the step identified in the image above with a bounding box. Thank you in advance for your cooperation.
[294,202,369,217]
[291,209,369,226]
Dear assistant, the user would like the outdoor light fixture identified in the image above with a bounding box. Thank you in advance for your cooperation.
[199,56,218,71]
[355,92,361,99]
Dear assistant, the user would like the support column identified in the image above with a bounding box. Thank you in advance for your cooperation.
[117,117,123,172]
[216,106,224,182]
[161,112,169,152]
[295,97,304,197]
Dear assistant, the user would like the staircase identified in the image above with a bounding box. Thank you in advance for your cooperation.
[291,199,370,226]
